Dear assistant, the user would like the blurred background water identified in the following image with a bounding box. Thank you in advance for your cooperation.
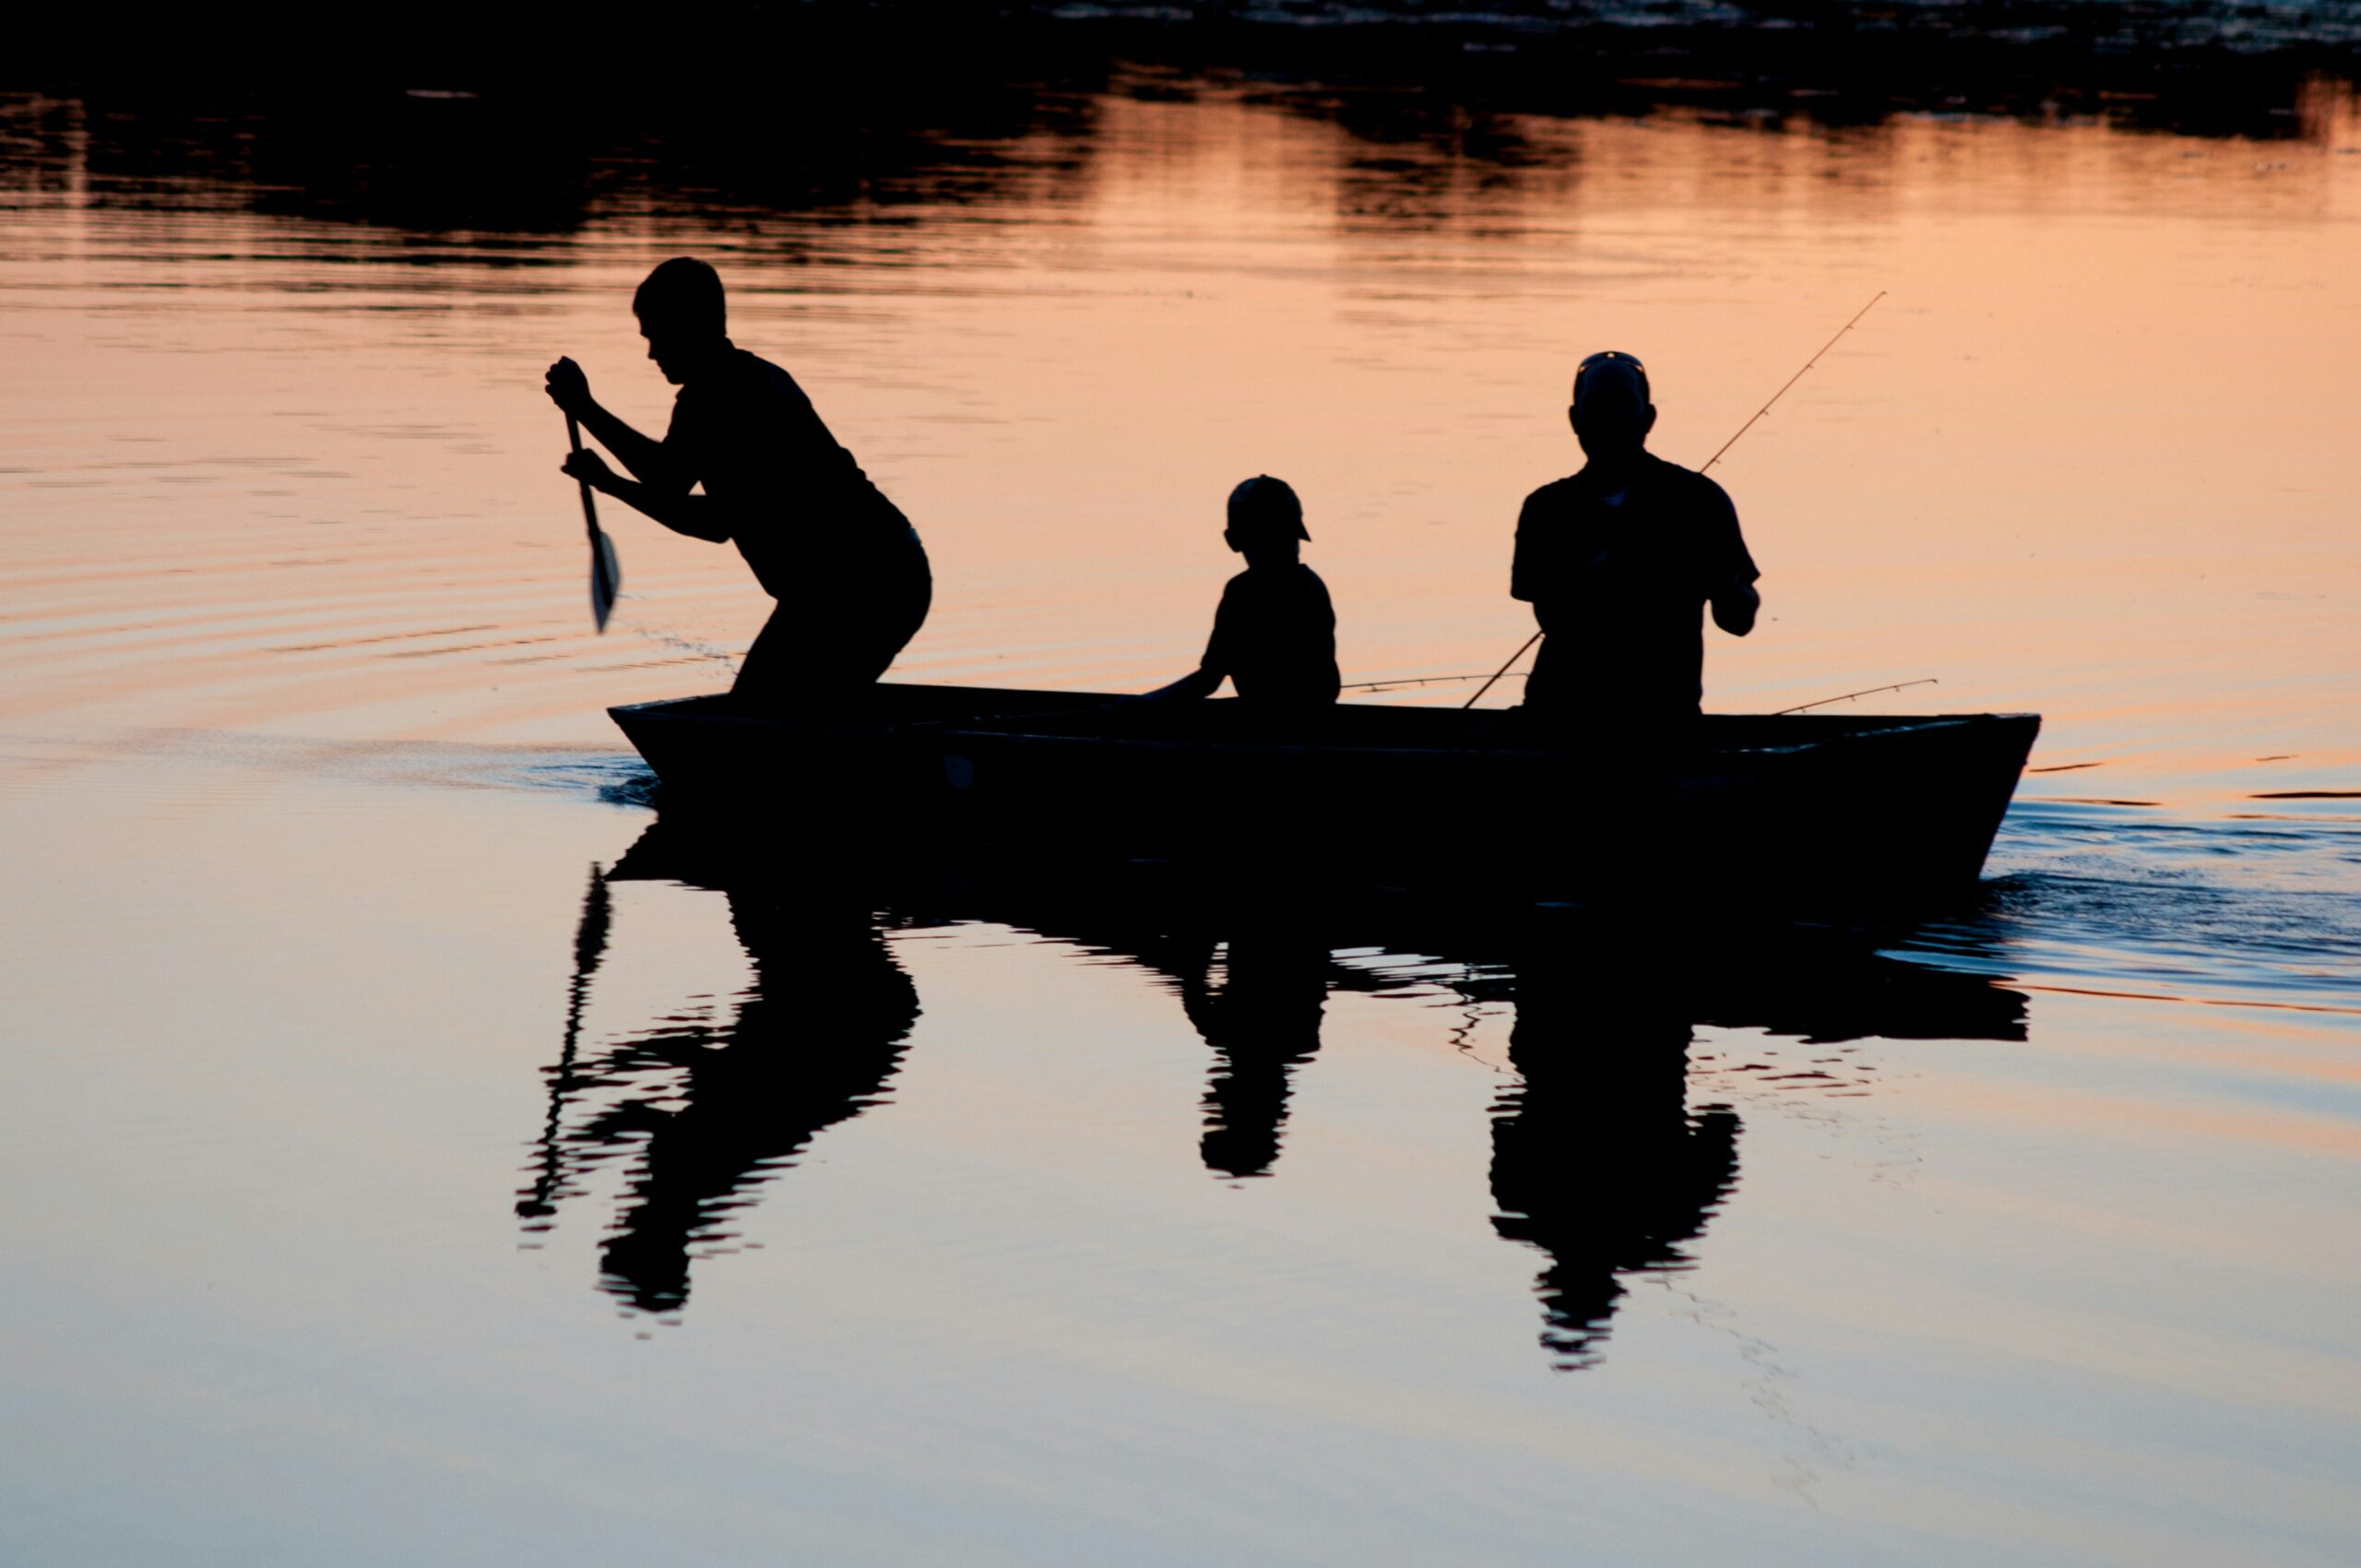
[2,16,2357,1565]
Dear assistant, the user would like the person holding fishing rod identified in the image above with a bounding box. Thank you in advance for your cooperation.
[544,256,931,708]
[1509,351,1760,726]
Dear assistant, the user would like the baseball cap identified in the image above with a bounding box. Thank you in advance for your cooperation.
[1227,474,1311,542]
[1572,350,1650,407]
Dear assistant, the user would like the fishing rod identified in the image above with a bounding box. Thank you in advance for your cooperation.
[1459,291,1888,711]
[1773,678,1935,716]
[1340,671,1527,693]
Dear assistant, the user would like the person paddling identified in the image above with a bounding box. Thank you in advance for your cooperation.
[1138,475,1341,721]
[545,257,930,709]
[1510,351,1759,726]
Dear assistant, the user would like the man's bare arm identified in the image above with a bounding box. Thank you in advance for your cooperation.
[1711,579,1760,636]
[561,451,730,543]
[546,357,692,493]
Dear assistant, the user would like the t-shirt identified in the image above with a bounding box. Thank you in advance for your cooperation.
[662,344,916,600]
[1202,563,1342,709]
[1511,452,1758,713]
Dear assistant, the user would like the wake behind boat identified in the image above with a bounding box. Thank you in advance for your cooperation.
[610,683,2038,914]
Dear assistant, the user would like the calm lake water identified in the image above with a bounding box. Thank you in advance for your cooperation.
[3,68,2358,1567]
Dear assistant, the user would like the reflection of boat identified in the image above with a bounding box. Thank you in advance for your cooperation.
[610,684,2040,911]
[585,822,2028,1360]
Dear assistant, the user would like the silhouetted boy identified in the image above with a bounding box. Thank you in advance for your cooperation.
[1139,475,1341,717]
[1512,352,1759,724]
[546,256,930,708]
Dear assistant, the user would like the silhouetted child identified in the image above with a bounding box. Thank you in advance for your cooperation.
[1139,475,1341,718]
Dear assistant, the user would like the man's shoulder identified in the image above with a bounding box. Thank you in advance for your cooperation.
[736,349,808,397]
[692,348,807,408]
[1522,474,1585,513]
[1642,453,1733,509]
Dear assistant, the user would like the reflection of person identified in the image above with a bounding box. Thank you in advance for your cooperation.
[1512,352,1759,723]
[544,256,930,708]
[1138,475,1341,718]
[1489,954,1740,1368]
[1178,927,1330,1180]
[541,885,919,1314]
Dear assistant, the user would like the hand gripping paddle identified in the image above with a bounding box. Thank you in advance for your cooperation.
[566,413,622,633]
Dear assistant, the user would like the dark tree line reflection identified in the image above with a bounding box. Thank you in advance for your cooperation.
[521,828,2024,1366]
[6,29,2348,251]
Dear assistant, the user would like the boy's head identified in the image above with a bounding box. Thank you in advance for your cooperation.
[1224,474,1309,563]
[634,257,728,384]
[1568,350,1655,463]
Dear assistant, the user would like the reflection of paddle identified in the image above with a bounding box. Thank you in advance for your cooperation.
[567,413,622,632]
[517,861,612,1224]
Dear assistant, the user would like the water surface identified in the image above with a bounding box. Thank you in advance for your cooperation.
[2,70,2357,1567]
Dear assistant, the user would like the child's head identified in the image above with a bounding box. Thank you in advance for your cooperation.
[1224,474,1309,565]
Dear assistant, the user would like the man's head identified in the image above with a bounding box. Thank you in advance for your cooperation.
[1224,474,1309,564]
[634,257,728,384]
[1569,350,1655,464]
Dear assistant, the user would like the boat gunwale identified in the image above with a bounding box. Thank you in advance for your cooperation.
[609,692,2037,766]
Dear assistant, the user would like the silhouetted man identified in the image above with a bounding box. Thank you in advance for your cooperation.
[1512,352,1758,724]
[546,256,930,708]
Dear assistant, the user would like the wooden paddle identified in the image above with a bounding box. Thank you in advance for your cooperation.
[567,413,622,632]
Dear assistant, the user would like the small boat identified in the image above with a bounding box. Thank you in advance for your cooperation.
[609,684,2039,914]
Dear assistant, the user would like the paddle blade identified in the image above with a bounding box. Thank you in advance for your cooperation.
[590,529,622,633]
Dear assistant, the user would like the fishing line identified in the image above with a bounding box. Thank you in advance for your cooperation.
[1458,291,1888,711]
[617,602,743,672]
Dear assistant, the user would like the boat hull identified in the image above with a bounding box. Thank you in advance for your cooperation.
[608,685,2039,915]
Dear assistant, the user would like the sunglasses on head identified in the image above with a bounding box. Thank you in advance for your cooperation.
[1574,350,1649,402]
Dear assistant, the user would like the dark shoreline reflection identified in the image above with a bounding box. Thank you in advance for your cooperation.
[1,75,1109,241]
[537,823,2026,1364]
[16,5,2356,146]
[5,27,2351,253]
